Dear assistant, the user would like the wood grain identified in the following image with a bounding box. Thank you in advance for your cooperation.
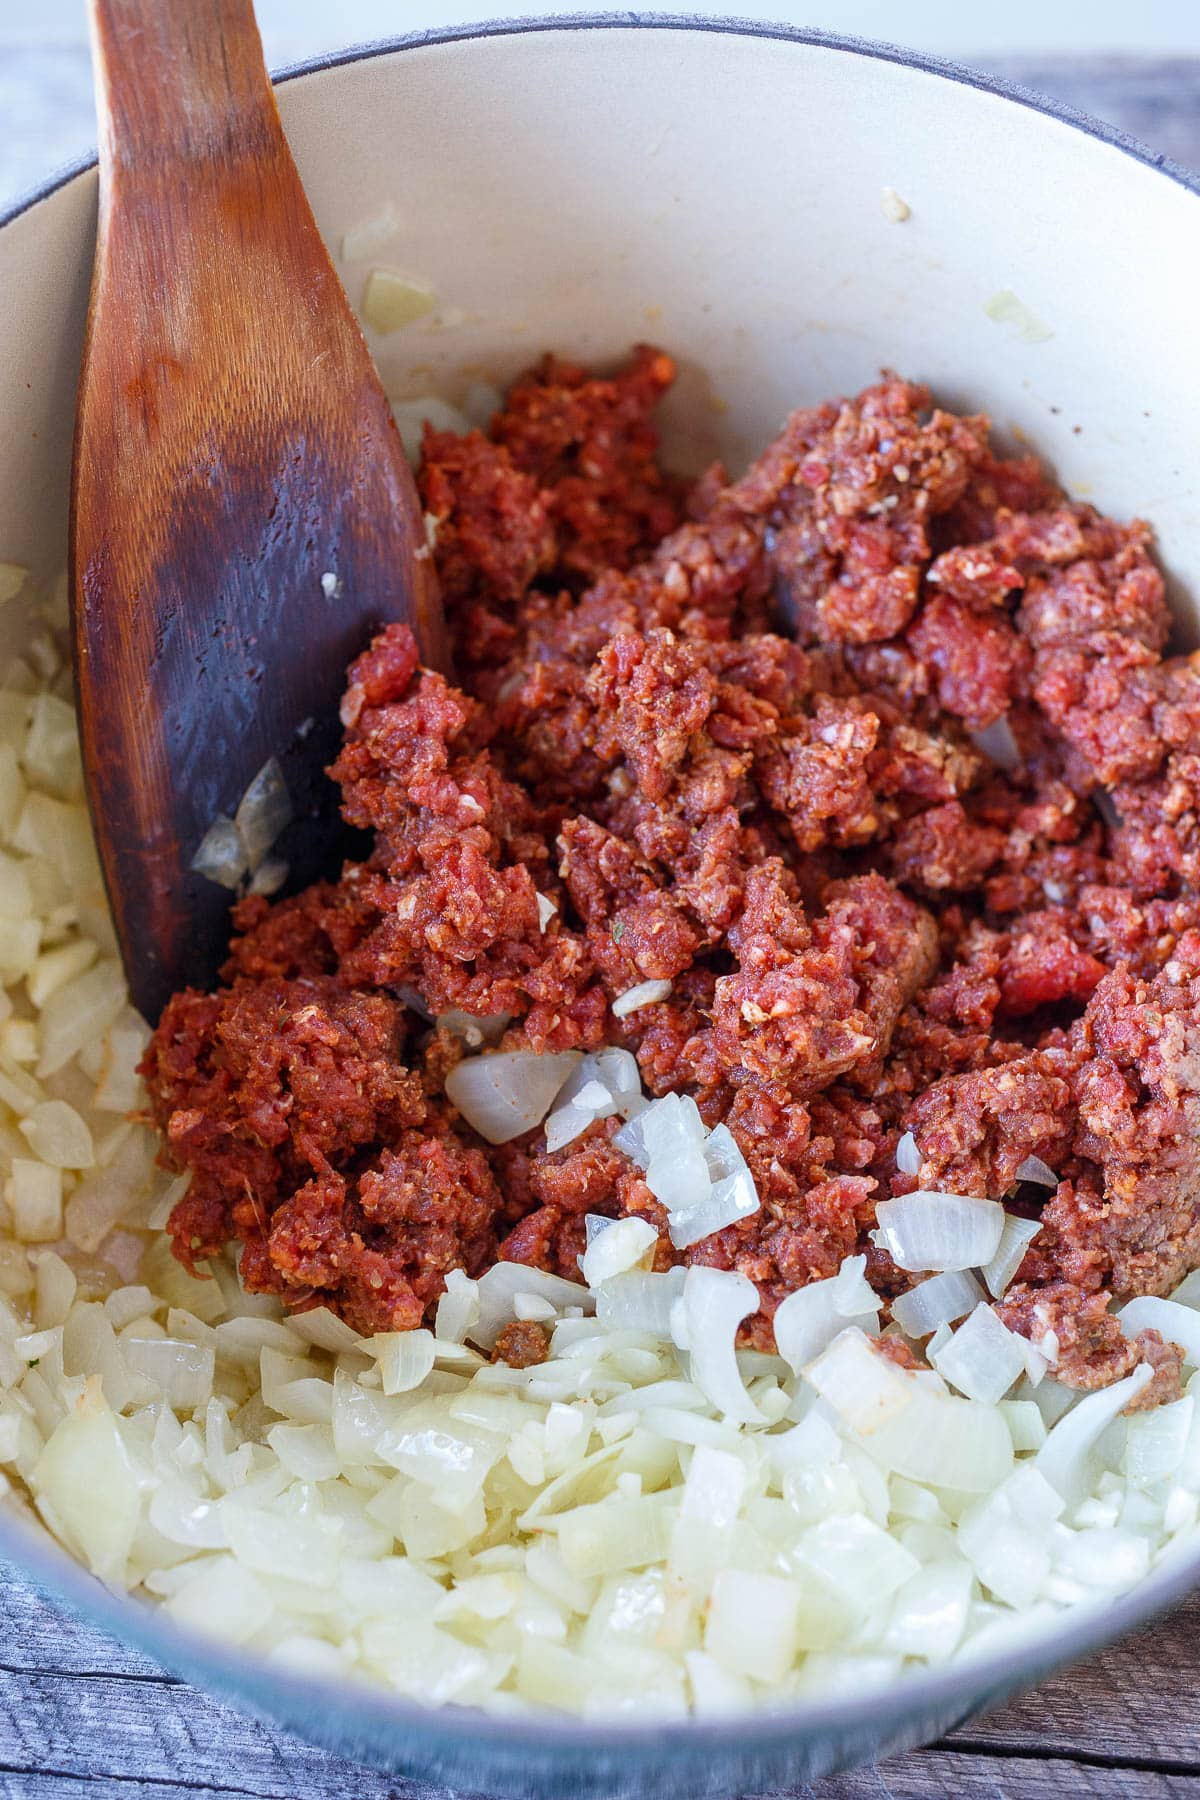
[9,47,1200,1800]
[72,0,442,1022]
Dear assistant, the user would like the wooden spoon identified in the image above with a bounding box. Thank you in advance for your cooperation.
[72,0,446,1024]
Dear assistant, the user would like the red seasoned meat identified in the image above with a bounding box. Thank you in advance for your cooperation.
[140,350,1200,1396]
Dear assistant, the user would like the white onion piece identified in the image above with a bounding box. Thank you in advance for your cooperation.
[805,1328,916,1436]
[858,1386,1015,1493]
[1170,1269,1200,1310]
[642,1097,710,1215]
[536,894,558,933]
[680,1267,763,1424]
[190,816,246,890]
[120,1336,215,1410]
[892,1271,985,1339]
[1119,1296,1200,1368]
[470,1263,592,1351]
[773,1280,879,1375]
[436,1010,510,1049]
[931,1304,1028,1404]
[669,1125,759,1250]
[434,1270,479,1346]
[445,1050,581,1144]
[875,1191,1005,1273]
[595,1268,686,1339]
[832,1254,880,1319]
[1035,1363,1153,1500]
[969,716,1021,772]
[1015,1156,1058,1188]
[895,1131,921,1176]
[544,1049,642,1154]
[580,1216,658,1288]
[611,979,672,1019]
[286,1307,361,1353]
[982,1214,1043,1299]
[372,1329,437,1395]
[234,757,292,868]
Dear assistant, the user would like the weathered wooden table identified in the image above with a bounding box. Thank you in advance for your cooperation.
[2,45,1200,1800]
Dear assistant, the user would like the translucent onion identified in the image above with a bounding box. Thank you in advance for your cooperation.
[931,1304,1028,1404]
[982,1214,1043,1299]
[1015,1156,1058,1188]
[804,1328,915,1435]
[190,816,246,890]
[611,979,672,1019]
[234,757,292,869]
[471,1263,592,1351]
[580,1217,658,1288]
[1120,1296,1200,1367]
[857,1387,1015,1493]
[445,1050,582,1144]
[874,1191,1005,1273]
[773,1279,880,1375]
[1035,1363,1153,1501]
[969,716,1021,771]
[435,1270,480,1345]
[895,1131,921,1176]
[891,1271,985,1339]
[544,1049,642,1153]
[680,1268,763,1425]
[595,1269,686,1339]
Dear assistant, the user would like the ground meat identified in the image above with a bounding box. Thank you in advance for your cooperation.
[492,1321,551,1368]
[142,350,1200,1398]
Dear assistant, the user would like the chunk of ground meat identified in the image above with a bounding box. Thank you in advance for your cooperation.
[492,1320,551,1368]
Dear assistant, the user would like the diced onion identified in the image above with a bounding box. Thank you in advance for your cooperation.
[774,1277,880,1375]
[805,1329,915,1436]
[471,1263,592,1351]
[363,270,438,335]
[895,1131,921,1176]
[580,1217,658,1289]
[1119,1296,1200,1368]
[874,1191,1005,1273]
[595,1269,686,1339]
[680,1268,762,1425]
[445,1050,582,1145]
[982,1213,1043,1300]
[1036,1363,1153,1500]
[435,1270,479,1345]
[611,980,672,1019]
[1015,1156,1057,1188]
[372,1329,437,1395]
[892,1271,985,1339]
[544,1049,642,1153]
[969,716,1021,771]
[931,1304,1028,1404]
[234,757,291,869]
[190,816,246,890]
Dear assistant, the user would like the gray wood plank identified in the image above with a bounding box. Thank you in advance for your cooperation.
[946,1594,1200,1764]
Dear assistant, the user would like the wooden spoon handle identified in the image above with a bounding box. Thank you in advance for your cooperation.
[74,0,443,1021]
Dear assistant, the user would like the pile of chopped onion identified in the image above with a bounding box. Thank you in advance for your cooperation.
[1,615,1199,1719]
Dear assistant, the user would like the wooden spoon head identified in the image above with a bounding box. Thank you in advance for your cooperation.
[72,0,445,1022]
